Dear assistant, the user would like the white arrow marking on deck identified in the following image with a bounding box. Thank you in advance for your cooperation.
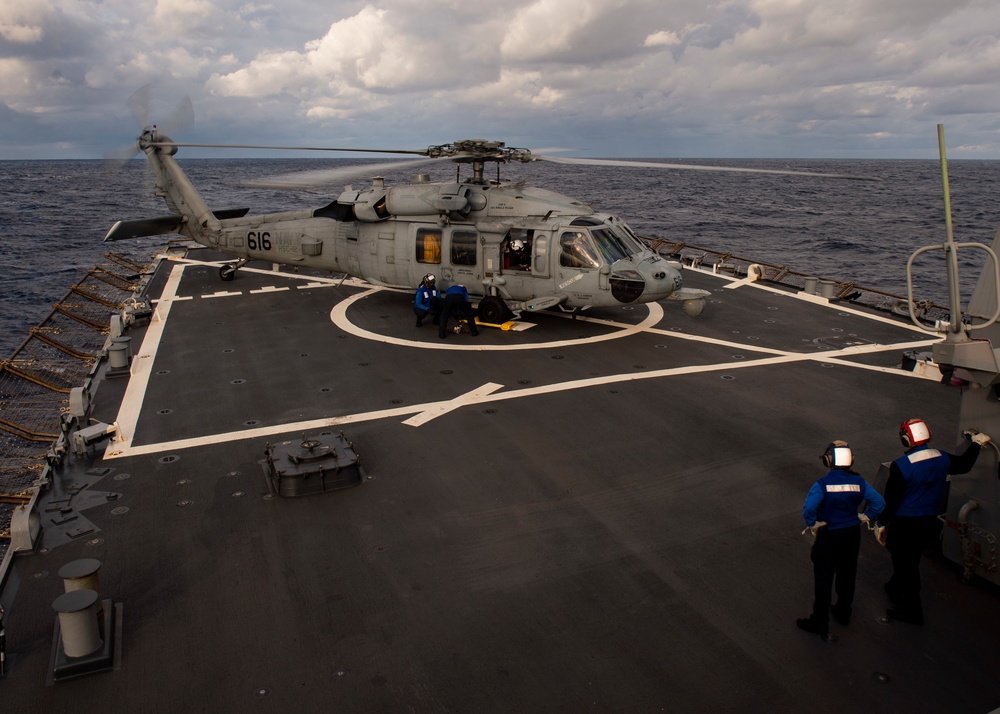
[402,383,504,427]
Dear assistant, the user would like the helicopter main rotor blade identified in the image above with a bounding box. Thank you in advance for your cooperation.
[533,155,880,181]
[247,156,455,191]
[127,84,152,130]
[151,141,431,156]
[161,96,194,136]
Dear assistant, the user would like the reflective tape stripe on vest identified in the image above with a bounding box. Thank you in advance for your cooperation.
[907,449,942,464]
[826,484,861,493]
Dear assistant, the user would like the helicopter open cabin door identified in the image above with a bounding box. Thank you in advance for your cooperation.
[499,228,549,296]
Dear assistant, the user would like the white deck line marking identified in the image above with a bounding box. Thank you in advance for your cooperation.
[106,335,940,459]
[172,258,371,288]
[152,295,193,304]
[330,289,665,351]
[644,326,791,356]
[402,383,504,427]
[806,344,942,378]
[111,264,185,452]
[249,286,290,294]
[203,291,242,299]
[693,267,940,334]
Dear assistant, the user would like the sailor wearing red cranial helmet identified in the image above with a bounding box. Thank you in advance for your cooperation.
[880,419,991,625]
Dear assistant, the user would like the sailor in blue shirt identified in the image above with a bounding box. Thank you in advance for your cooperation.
[797,441,885,639]
[438,284,479,339]
[880,418,988,625]
[413,274,441,327]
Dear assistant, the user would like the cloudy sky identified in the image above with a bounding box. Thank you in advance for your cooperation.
[2,0,999,160]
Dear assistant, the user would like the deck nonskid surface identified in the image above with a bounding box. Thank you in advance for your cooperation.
[6,252,997,712]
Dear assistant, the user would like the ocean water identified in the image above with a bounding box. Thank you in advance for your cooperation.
[2,156,999,358]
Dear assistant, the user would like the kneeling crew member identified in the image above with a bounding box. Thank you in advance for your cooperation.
[798,441,885,639]
[414,274,441,327]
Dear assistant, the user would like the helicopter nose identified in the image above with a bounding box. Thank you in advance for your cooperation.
[609,260,681,303]
[653,263,683,294]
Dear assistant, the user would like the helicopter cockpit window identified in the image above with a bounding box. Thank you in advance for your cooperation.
[591,226,641,264]
[416,228,442,264]
[451,231,477,266]
[559,231,601,269]
[609,223,645,255]
[502,228,533,271]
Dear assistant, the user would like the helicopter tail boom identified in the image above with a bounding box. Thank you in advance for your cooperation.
[140,129,223,243]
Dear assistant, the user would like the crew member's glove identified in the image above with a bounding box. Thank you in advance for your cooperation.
[801,521,827,539]
[964,428,992,446]
[875,524,887,546]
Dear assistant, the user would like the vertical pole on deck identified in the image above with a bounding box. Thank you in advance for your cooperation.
[938,124,965,338]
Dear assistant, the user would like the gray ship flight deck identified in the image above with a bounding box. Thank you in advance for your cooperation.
[3,249,998,713]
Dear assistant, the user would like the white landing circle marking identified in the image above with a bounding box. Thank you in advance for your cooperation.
[330,288,665,351]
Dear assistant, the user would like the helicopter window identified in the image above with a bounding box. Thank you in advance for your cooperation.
[559,232,601,269]
[451,231,478,266]
[609,224,645,254]
[532,234,549,275]
[591,227,637,264]
[416,228,442,264]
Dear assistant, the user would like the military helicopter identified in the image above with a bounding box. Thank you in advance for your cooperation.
[105,126,873,324]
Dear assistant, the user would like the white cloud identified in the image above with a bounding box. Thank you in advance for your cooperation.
[644,30,682,48]
[2,0,1000,158]
[0,0,50,44]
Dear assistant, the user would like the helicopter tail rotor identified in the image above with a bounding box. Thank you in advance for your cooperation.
[105,85,195,171]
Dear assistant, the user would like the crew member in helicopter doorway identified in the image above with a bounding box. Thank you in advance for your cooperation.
[414,274,441,327]
[877,419,989,625]
[438,285,479,339]
[797,441,885,640]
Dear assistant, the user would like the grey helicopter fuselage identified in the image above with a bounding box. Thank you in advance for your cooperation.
[116,131,694,317]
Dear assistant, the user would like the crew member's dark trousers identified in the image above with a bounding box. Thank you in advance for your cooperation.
[810,525,861,627]
[414,301,440,325]
[885,515,938,616]
[439,295,478,337]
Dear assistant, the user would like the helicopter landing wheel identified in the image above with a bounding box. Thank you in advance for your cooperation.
[477,296,513,324]
[219,264,237,281]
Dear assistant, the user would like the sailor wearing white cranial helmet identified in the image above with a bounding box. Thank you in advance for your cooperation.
[797,440,885,640]
[413,274,441,327]
[880,419,991,625]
